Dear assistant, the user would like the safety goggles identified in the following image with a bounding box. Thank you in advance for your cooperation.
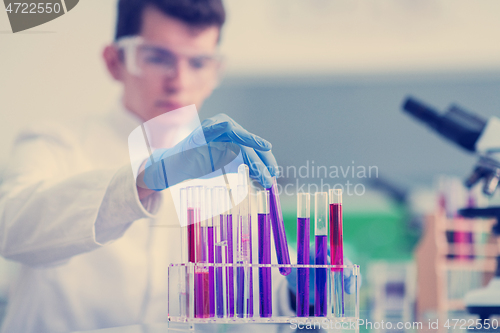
[116,36,222,85]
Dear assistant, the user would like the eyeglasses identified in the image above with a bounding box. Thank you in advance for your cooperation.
[116,36,222,85]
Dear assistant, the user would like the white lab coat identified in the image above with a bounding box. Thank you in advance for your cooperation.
[0,103,293,333]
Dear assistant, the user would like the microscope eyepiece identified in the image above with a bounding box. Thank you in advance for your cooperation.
[402,97,441,130]
[402,96,487,152]
[402,95,500,196]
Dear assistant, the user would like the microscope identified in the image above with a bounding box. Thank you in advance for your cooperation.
[402,97,500,321]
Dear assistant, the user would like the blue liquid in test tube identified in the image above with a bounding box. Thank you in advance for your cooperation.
[225,208,235,317]
[296,193,310,317]
[213,187,227,318]
[257,190,272,318]
[267,177,291,276]
[314,192,328,317]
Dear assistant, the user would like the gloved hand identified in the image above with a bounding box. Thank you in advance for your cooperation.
[140,114,278,190]
[286,247,361,306]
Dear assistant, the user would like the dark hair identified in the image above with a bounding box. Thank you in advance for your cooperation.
[115,0,226,41]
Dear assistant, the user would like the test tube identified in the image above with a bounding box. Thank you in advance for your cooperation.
[267,177,292,276]
[194,185,209,318]
[179,188,188,317]
[186,187,198,319]
[224,189,235,317]
[315,192,328,317]
[296,193,310,317]
[213,187,227,318]
[329,189,344,317]
[257,190,272,317]
[214,186,235,317]
[236,164,253,318]
[187,187,196,263]
[205,188,215,317]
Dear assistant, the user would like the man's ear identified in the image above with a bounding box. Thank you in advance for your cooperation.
[103,45,124,81]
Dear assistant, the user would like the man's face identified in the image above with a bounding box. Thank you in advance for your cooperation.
[119,6,220,122]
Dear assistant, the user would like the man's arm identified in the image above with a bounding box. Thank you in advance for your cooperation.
[0,127,157,266]
[136,159,155,200]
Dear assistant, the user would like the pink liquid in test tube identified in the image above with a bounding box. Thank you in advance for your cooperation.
[192,186,210,318]
[186,206,195,317]
[329,189,344,317]
[187,208,196,263]
[207,226,215,317]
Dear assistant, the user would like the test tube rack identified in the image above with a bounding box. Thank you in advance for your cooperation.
[168,262,360,324]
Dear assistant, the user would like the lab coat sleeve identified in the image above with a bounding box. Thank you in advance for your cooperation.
[0,125,160,266]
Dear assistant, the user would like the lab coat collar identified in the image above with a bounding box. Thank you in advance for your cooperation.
[107,99,145,141]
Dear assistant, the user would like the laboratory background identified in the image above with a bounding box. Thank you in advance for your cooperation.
[2,0,500,331]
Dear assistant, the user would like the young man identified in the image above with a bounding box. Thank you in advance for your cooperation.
[0,1,286,332]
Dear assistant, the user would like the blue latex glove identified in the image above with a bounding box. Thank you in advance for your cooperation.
[286,248,361,306]
[141,114,278,190]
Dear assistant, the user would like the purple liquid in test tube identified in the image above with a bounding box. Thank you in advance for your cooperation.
[236,265,244,316]
[205,188,215,318]
[267,177,291,276]
[215,244,224,317]
[248,244,254,318]
[258,190,272,317]
[213,187,227,318]
[225,213,235,317]
[296,193,310,317]
[186,187,196,264]
[314,192,328,317]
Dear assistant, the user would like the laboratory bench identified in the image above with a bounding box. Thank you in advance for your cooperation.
[72,323,304,333]
[70,311,373,333]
